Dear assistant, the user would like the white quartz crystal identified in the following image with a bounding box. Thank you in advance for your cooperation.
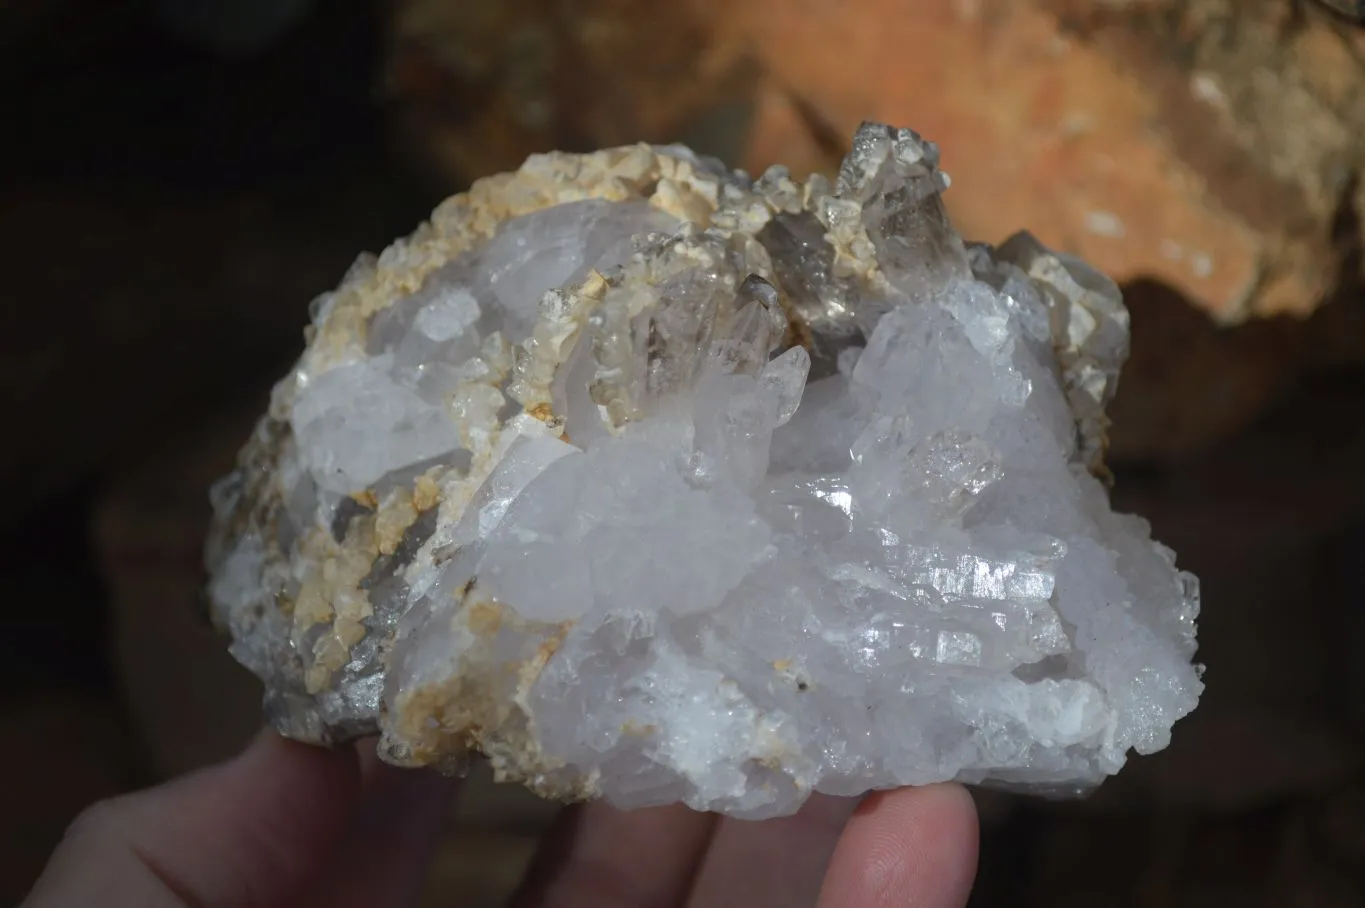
[205,123,1202,819]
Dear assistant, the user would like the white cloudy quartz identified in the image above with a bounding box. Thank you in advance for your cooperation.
[205,122,1203,819]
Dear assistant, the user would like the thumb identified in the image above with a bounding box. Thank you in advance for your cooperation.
[23,729,362,908]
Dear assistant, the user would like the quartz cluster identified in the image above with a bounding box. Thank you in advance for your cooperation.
[206,122,1203,819]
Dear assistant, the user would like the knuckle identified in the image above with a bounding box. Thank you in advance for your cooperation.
[61,795,131,845]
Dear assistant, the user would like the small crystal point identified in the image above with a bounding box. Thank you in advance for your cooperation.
[758,211,863,378]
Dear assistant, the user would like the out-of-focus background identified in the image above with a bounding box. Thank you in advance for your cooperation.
[2,0,1364,904]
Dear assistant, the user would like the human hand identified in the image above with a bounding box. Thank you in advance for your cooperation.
[22,729,978,908]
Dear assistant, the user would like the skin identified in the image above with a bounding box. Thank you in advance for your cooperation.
[21,729,979,908]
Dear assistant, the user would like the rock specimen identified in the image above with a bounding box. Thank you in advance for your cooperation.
[205,122,1203,819]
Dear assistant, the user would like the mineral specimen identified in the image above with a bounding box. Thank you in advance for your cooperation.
[205,122,1203,819]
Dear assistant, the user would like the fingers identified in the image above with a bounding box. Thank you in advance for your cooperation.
[513,784,977,908]
[816,784,979,908]
[685,794,860,908]
[24,729,362,908]
[510,800,717,908]
[306,741,459,908]
[29,722,975,908]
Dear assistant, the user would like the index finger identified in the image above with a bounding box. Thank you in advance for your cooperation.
[816,784,979,908]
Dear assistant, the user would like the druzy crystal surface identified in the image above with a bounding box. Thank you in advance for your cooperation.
[206,123,1203,819]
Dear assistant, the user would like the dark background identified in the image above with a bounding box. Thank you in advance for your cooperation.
[2,2,1363,905]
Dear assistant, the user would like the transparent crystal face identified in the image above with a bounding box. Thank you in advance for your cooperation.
[206,126,1201,819]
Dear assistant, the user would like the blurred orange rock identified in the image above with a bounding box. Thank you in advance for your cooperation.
[388,0,1364,325]
[724,0,1364,323]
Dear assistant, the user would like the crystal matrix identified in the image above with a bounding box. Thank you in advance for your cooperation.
[205,123,1202,819]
